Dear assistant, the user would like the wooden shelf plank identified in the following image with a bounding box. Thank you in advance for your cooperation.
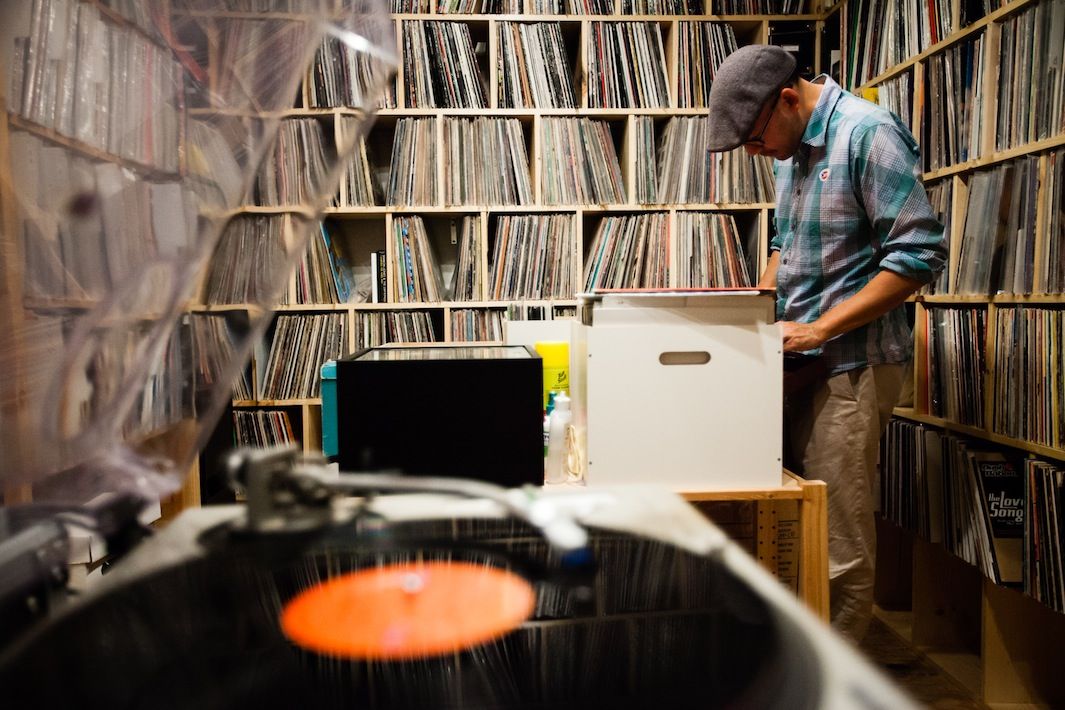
[7,113,182,180]
[893,408,1065,462]
[260,303,353,312]
[681,486,804,500]
[189,106,370,119]
[191,299,579,312]
[376,106,707,117]
[324,203,773,215]
[388,12,822,21]
[221,205,319,218]
[680,471,806,501]
[915,293,1065,305]
[921,132,1065,183]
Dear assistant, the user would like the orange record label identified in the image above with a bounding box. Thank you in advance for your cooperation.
[280,560,537,659]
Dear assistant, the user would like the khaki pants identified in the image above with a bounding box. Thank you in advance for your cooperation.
[785,364,904,642]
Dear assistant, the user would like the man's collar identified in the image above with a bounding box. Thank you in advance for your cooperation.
[801,75,841,149]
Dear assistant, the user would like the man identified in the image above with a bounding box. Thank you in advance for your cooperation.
[705,45,946,641]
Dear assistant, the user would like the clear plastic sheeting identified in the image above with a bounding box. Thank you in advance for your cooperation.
[0,0,396,503]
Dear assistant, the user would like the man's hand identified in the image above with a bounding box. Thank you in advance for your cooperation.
[780,320,829,353]
[778,271,924,353]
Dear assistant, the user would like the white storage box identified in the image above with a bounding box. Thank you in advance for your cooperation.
[576,290,782,490]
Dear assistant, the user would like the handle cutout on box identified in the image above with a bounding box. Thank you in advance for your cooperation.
[659,351,711,366]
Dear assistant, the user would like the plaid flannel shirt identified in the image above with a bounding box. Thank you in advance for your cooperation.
[771,76,946,375]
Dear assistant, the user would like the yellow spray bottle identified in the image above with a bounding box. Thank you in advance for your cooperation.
[534,340,569,410]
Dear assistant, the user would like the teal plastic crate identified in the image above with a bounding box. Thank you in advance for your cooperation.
[320,359,337,458]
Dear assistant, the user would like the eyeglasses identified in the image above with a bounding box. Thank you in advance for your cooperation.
[744,94,781,147]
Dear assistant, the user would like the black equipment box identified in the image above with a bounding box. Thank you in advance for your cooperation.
[335,345,544,487]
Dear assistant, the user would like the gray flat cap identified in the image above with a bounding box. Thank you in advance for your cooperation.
[706,45,797,152]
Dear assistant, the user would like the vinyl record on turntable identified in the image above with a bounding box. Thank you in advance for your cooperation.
[280,560,537,659]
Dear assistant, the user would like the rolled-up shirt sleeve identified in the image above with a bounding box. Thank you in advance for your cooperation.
[852,122,947,285]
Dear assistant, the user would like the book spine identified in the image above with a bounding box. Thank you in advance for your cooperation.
[371,249,387,304]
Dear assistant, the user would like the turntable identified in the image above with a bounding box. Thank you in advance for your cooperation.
[0,448,918,708]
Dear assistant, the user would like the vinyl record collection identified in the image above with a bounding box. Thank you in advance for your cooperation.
[962,0,1007,24]
[309,33,398,109]
[922,180,952,294]
[841,0,951,89]
[675,212,753,288]
[204,216,289,305]
[655,117,775,204]
[8,0,183,172]
[1041,149,1065,293]
[922,306,986,427]
[31,318,193,442]
[254,118,336,206]
[443,118,533,206]
[290,222,362,305]
[337,116,378,207]
[621,0,703,12]
[436,0,522,11]
[992,306,1064,450]
[387,117,438,206]
[451,308,505,341]
[96,0,156,32]
[450,215,484,301]
[582,213,670,289]
[883,419,1065,603]
[503,302,575,321]
[356,310,441,347]
[530,0,613,13]
[872,72,913,134]
[489,214,575,299]
[233,409,298,448]
[953,158,1039,295]
[259,313,347,399]
[496,22,577,109]
[585,22,670,108]
[402,21,487,108]
[214,0,338,10]
[994,0,1065,151]
[676,22,738,108]
[537,118,625,205]
[7,133,196,301]
[920,35,984,172]
[882,420,1024,585]
[188,11,794,391]
[391,216,446,302]
[190,313,253,402]
[634,117,658,203]
[134,326,195,439]
[1026,458,1065,612]
[716,0,806,12]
